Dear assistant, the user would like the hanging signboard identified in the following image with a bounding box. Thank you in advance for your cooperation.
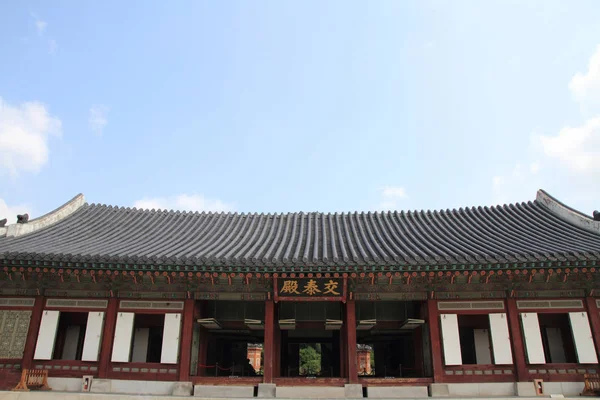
[275,278,345,302]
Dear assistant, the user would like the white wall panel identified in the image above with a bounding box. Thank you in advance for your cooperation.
[131,328,149,362]
[81,311,105,362]
[569,312,598,364]
[161,313,181,364]
[520,312,546,364]
[111,312,134,362]
[61,325,81,360]
[489,313,513,365]
[440,314,462,365]
[474,328,492,364]
[33,310,60,360]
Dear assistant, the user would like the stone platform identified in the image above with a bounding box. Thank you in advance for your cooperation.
[0,377,587,399]
[0,392,590,400]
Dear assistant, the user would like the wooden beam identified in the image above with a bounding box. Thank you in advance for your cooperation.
[263,299,275,383]
[584,297,600,360]
[427,299,444,383]
[21,295,44,370]
[98,297,118,378]
[505,297,529,382]
[178,298,195,381]
[346,300,358,384]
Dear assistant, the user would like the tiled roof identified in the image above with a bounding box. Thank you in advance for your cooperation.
[0,191,599,267]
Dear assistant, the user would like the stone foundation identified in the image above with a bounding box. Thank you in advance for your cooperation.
[367,386,429,398]
[2,377,587,399]
[275,385,346,398]
[257,383,276,398]
[430,382,585,397]
[193,384,254,398]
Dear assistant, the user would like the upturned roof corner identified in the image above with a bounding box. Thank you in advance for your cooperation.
[1,193,86,238]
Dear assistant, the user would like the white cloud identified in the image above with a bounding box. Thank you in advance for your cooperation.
[31,13,47,36]
[89,105,109,135]
[0,97,62,177]
[0,198,30,221]
[35,20,47,35]
[30,13,57,56]
[382,186,407,198]
[569,44,600,110]
[492,44,600,210]
[133,194,235,212]
[378,186,408,210]
[538,117,600,174]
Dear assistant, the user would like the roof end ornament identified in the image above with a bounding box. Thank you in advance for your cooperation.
[536,189,600,235]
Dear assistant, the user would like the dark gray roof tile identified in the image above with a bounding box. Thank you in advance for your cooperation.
[1,198,600,267]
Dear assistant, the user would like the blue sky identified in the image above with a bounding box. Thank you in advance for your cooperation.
[1,1,600,219]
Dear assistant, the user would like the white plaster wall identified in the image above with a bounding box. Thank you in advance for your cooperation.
[520,312,546,364]
[61,325,81,360]
[131,328,149,362]
[111,312,134,362]
[569,311,599,363]
[33,310,60,360]
[488,313,513,365]
[440,314,462,365]
[473,328,492,364]
[81,311,104,362]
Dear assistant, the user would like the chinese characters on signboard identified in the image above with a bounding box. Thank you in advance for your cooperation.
[277,278,343,297]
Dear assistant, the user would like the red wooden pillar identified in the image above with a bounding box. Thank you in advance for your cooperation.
[22,295,45,370]
[179,299,195,381]
[427,299,444,383]
[274,317,281,379]
[346,300,358,383]
[340,321,347,378]
[263,299,275,383]
[98,297,118,378]
[584,297,600,359]
[506,298,528,382]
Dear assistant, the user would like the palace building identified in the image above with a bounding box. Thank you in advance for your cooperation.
[0,190,599,397]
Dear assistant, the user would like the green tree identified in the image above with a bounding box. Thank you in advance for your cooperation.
[299,344,321,375]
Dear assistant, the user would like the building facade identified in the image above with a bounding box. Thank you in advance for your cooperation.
[0,190,599,397]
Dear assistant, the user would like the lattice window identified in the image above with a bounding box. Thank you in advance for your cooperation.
[0,310,32,359]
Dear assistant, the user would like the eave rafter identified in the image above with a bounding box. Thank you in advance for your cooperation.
[2,259,600,294]
[1,257,597,275]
